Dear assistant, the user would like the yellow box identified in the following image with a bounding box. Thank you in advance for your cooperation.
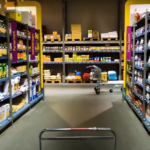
[75,76,81,80]
[71,24,81,30]
[53,31,57,36]
[101,72,107,83]
[6,10,22,22]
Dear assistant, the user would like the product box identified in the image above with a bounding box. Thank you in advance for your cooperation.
[71,24,81,31]
[88,30,92,38]
[21,11,32,26]
[6,10,22,22]
[93,31,99,38]
[5,104,10,118]
[0,105,6,123]
[101,72,107,83]
[146,104,150,122]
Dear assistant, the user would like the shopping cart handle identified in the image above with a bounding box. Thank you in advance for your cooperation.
[86,65,99,69]
[39,127,116,150]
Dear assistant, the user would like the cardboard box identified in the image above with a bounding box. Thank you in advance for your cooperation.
[0,105,6,123]
[53,31,57,36]
[71,24,81,31]
[21,11,32,26]
[6,10,22,22]
[88,30,92,38]
[93,31,99,38]
[5,104,10,118]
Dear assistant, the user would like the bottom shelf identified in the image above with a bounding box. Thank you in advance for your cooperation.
[0,94,44,130]
[125,95,150,131]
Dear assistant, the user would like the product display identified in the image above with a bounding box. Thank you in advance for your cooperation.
[65,46,120,51]
[125,12,150,133]
[0,14,43,131]
[44,31,61,42]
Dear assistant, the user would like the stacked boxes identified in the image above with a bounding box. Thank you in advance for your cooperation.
[43,55,51,62]
[0,104,10,123]
[71,24,82,40]
[44,31,61,41]
[44,70,51,80]
[54,58,62,62]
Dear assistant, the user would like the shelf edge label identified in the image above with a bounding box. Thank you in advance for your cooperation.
[31,28,35,60]
[11,20,17,63]
[127,26,131,60]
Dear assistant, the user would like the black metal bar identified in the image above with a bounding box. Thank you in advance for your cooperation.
[26,25,31,107]
[41,136,114,140]
[62,0,66,83]
[6,14,13,125]
[39,127,116,150]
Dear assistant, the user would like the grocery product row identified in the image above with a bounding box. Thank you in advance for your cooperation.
[125,12,150,132]
[43,53,120,63]
[44,69,118,83]
[43,46,123,52]
[0,14,43,130]
[44,24,118,42]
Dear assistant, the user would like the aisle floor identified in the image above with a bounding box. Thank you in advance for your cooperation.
[0,84,150,150]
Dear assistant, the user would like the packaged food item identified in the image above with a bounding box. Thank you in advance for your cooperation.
[0,63,3,78]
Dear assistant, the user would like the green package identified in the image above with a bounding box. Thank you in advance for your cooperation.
[2,63,6,78]
[0,63,3,79]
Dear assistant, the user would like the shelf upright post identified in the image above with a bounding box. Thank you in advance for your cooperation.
[38,30,44,101]
[26,25,31,108]
[118,0,122,80]
[6,14,13,124]
[131,23,136,108]
[62,0,66,83]
[143,12,148,122]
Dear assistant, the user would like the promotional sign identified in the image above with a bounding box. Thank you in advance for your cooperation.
[127,26,131,60]
[11,20,17,63]
[31,28,35,60]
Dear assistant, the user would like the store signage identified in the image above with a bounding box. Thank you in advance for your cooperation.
[127,26,131,60]
[31,28,35,60]
[11,20,17,63]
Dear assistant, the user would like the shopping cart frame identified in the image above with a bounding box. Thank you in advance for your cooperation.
[87,65,101,94]
[39,127,116,150]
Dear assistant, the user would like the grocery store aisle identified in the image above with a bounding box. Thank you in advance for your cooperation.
[0,84,150,150]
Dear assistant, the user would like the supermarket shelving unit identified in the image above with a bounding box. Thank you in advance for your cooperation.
[124,12,150,132]
[42,0,124,83]
[43,40,123,83]
[0,14,44,131]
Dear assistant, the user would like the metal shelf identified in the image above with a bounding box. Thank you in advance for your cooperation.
[12,60,27,64]
[0,34,6,38]
[43,50,63,53]
[133,90,144,101]
[43,62,62,64]
[31,82,41,88]
[0,56,7,60]
[0,95,10,102]
[43,61,119,64]
[64,41,120,44]
[30,72,40,77]
[125,96,143,119]
[0,118,12,129]
[12,92,22,99]
[65,50,120,53]
[0,77,8,82]
[135,66,144,71]
[13,103,30,118]
[11,72,27,79]
[30,94,43,105]
[65,61,119,64]
[43,41,63,45]
[30,60,39,64]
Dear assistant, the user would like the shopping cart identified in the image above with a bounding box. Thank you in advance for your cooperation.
[86,65,101,95]
[39,127,116,150]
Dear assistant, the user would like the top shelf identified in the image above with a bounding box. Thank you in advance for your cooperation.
[43,41,122,45]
